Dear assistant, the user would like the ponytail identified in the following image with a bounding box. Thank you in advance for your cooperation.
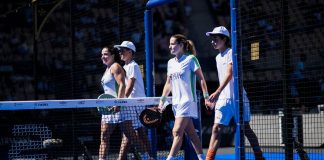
[171,34,197,56]
[186,40,197,56]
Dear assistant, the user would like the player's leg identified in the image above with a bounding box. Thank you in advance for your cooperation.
[206,123,224,160]
[244,123,264,160]
[136,127,154,159]
[119,120,141,159]
[136,127,150,152]
[99,122,117,160]
[243,94,264,160]
[167,117,188,159]
[118,133,129,160]
[207,104,233,160]
[134,105,155,159]
[184,118,204,160]
[133,105,150,153]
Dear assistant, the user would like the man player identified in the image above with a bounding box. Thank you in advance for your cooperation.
[205,26,265,160]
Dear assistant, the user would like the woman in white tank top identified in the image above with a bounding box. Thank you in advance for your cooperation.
[99,45,149,160]
[99,46,125,160]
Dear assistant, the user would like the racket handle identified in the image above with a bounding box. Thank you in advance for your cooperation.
[159,101,169,112]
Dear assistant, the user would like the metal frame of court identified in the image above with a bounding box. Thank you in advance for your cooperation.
[144,0,245,160]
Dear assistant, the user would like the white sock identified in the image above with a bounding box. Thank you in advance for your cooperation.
[166,155,173,160]
[197,153,205,160]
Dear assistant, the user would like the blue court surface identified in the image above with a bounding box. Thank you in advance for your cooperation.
[209,152,324,160]
[155,152,324,160]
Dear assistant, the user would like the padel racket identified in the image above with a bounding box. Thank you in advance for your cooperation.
[97,93,119,115]
[139,106,162,128]
[139,101,170,128]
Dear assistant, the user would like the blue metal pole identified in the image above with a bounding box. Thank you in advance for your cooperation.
[144,9,157,159]
[145,7,154,97]
[145,1,200,159]
[146,0,175,9]
[230,0,242,160]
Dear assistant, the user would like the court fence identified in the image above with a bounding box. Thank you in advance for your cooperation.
[235,0,324,159]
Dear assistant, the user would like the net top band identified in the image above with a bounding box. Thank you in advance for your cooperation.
[0,97,171,110]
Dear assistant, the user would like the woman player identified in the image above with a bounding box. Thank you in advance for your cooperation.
[158,34,209,160]
[99,46,142,160]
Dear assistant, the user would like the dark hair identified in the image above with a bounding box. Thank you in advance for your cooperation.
[171,34,196,55]
[103,46,122,64]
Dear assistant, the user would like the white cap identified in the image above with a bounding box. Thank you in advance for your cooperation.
[206,26,230,38]
[114,41,136,52]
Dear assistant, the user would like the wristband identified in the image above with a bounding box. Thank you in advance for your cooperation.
[160,96,167,103]
[203,93,209,99]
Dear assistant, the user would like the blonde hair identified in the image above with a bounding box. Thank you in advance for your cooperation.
[171,34,197,56]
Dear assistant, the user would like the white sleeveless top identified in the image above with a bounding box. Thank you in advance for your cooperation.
[101,65,122,124]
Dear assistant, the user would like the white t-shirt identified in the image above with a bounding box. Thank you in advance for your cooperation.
[123,60,146,98]
[167,54,200,105]
[214,48,251,121]
[215,48,234,103]
[123,60,145,128]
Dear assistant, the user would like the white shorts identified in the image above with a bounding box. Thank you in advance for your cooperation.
[120,106,136,120]
[101,112,122,124]
[120,106,145,129]
[214,99,235,125]
[172,101,198,119]
[132,106,145,129]
[214,99,251,125]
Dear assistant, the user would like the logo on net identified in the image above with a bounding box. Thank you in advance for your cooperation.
[14,103,25,107]
[59,101,67,106]
[35,103,48,107]
[96,100,104,104]
[114,100,127,104]
[137,99,145,103]
[78,101,85,105]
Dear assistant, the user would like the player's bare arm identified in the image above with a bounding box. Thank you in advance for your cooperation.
[158,76,171,111]
[195,68,210,107]
[125,77,135,97]
[209,63,233,102]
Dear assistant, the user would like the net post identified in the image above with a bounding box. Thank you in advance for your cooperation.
[145,1,177,159]
[144,8,157,159]
[231,0,245,159]
[32,1,38,100]
[280,0,294,159]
